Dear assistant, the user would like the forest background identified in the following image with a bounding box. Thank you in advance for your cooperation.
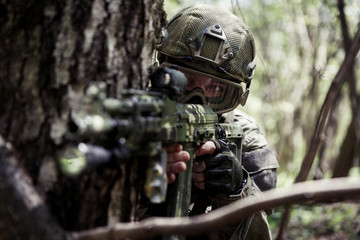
[0,0,359,239]
[164,0,360,239]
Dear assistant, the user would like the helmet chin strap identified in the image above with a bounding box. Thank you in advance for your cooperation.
[179,88,208,105]
[239,82,251,106]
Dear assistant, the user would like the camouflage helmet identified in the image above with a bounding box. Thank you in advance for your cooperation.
[157,4,256,113]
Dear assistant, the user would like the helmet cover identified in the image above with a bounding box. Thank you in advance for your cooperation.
[158,4,256,84]
[157,4,256,113]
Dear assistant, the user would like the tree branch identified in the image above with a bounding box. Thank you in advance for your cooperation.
[338,0,360,150]
[295,27,360,183]
[331,0,360,178]
[71,177,360,240]
[276,25,360,240]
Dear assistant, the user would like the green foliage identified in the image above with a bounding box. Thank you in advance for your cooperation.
[164,0,360,181]
[269,202,360,239]
[163,0,360,237]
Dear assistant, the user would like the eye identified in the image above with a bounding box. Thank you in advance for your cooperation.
[205,84,225,97]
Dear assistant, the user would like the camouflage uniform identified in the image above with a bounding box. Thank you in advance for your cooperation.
[223,109,278,239]
[153,4,279,239]
[221,109,278,193]
[187,109,278,239]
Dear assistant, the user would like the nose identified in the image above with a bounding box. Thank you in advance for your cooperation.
[179,87,207,105]
[186,95,206,104]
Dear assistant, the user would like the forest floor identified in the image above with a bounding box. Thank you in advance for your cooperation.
[269,201,360,240]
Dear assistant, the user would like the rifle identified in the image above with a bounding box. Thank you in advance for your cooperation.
[58,67,243,228]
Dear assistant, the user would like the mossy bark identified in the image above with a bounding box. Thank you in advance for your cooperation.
[0,0,166,237]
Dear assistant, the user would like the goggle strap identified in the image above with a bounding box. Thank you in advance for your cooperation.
[239,82,251,106]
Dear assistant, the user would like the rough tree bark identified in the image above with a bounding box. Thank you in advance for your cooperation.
[0,0,166,238]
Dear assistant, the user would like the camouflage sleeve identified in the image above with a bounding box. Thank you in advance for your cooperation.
[221,109,268,151]
[206,109,278,239]
[243,147,278,191]
[220,109,279,192]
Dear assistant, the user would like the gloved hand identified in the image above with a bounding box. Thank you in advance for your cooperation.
[194,140,243,195]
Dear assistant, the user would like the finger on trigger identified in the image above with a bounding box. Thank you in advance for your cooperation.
[195,141,216,156]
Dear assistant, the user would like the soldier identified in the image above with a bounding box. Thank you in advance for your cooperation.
[157,4,279,239]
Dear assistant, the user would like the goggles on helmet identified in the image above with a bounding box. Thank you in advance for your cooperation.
[160,63,250,114]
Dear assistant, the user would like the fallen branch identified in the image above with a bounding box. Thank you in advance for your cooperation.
[71,177,360,240]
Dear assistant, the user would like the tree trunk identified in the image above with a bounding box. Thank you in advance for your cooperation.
[332,122,357,178]
[0,0,166,237]
[331,0,360,178]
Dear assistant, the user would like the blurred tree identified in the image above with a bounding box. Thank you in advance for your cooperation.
[228,0,360,181]
[1,0,358,238]
[332,0,360,178]
[162,0,360,238]
[164,0,360,180]
[0,0,165,238]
